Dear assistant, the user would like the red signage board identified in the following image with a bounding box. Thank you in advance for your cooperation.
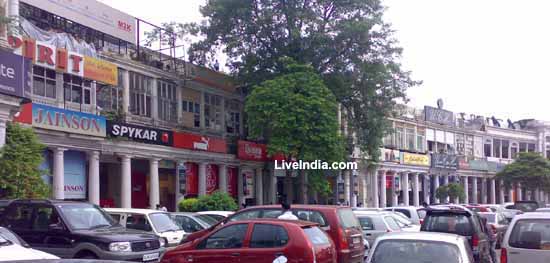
[185,162,198,196]
[173,132,227,153]
[206,164,219,194]
[227,167,238,198]
[237,140,268,161]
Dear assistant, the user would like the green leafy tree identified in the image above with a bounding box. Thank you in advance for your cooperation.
[196,191,238,211]
[245,59,343,203]
[435,185,449,202]
[0,123,49,199]
[497,152,550,193]
[447,183,465,202]
[178,198,200,212]
[148,0,420,162]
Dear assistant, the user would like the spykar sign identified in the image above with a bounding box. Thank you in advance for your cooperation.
[32,104,106,137]
[238,140,267,161]
[107,121,173,146]
[0,49,31,98]
[8,35,118,85]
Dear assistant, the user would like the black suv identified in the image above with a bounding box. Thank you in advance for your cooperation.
[0,200,165,261]
[421,205,493,263]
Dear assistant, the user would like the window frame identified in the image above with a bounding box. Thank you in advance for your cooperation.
[32,65,57,99]
[249,223,290,249]
[129,71,153,117]
[197,223,249,250]
[157,80,178,122]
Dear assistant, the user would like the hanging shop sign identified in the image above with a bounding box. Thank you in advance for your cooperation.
[20,0,137,44]
[401,152,430,166]
[238,140,268,161]
[424,105,454,126]
[107,121,173,146]
[227,167,238,198]
[21,103,107,137]
[0,49,31,98]
[242,169,255,199]
[206,164,219,194]
[431,153,459,170]
[8,35,118,85]
[173,131,227,153]
[380,148,401,163]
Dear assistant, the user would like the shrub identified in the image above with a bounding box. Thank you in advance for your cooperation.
[197,191,238,211]
[178,198,199,212]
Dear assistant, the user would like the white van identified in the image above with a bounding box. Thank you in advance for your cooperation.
[105,208,186,247]
[500,212,550,263]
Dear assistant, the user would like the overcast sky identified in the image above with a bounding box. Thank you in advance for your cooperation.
[100,0,550,122]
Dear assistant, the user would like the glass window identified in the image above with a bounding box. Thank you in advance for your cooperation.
[63,74,91,104]
[478,213,496,224]
[204,93,222,130]
[519,142,527,152]
[394,209,412,218]
[337,208,361,229]
[249,224,289,248]
[182,99,201,128]
[32,65,56,99]
[0,227,28,246]
[129,72,153,117]
[383,131,395,147]
[149,213,181,233]
[57,204,115,230]
[4,205,33,230]
[511,143,519,159]
[229,210,262,222]
[528,143,536,153]
[196,215,218,226]
[226,99,241,134]
[417,128,425,152]
[358,216,375,231]
[32,206,59,231]
[509,219,550,250]
[384,216,401,231]
[406,128,415,151]
[126,214,152,232]
[158,81,178,122]
[493,139,501,158]
[484,139,492,157]
[372,240,461,263]
[173,215,205,233]
[304,227,331,245]
[200,224,248,249]
[422,214,473,236]
[395,127,404,150]
[292,210,327,227]
[96,69,124,112]
[502,140,510,159]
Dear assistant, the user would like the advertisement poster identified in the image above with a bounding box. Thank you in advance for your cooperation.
[227,167,238,198]
[206,164,219,194]
[64,150,86,199]
[242,169,254,198]
[402,152,430,166]
[0,49,31,98]
[185,162,198,196]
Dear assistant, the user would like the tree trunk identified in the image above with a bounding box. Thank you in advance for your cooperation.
[298,170,308,204]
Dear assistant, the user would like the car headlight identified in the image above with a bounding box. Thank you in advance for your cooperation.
[109,241,131,252]
[159,237,166,247]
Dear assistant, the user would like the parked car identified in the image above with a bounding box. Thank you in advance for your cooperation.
[535,207,550,212]
[0,226,59,261]
[354,211,402,245]
[366,232,475,263]
[481,205,499,213]
[195,211,234,222]
[513,201,540,213]
[389,212,421,232]
[161,219,337,263]
[466,205,492,213]
[421,206,493,263]
[383,206,422,225]
[170,212,214,233]
[184,205,365,263]
[500,212,550,263]
[478,212,509,248]
[0,200,165,261]
[105,208,186,247]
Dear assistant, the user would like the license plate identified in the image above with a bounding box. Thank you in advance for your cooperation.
[143,252,159,262]
[353,237,360,244]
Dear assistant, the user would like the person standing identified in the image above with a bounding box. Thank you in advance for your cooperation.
[278,202,298,220]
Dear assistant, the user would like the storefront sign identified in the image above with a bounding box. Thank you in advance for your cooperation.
[424,105,454,126]
[237,140,268,161]
[469,159,489,171]
[206,164,219,194]
[173,132,227,153]
[107,121,173,146]
[31,103,106,137]
[0,49,31,98]
[380,148,401,163]
[64,150,86,199]
[21,0,136,44]
[227,167,238,198]
[185,163,198,196]
[458,157,470,170]
[431,154,458,170]
[8,35,118,85]
[242,169,255,198]
[402,152,430,166]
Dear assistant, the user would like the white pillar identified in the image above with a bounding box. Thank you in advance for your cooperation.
[270,170,277,204]
[218,164,228,193]
[52,147,66,200]
[433,175,440,203]
[379,170,386,208]
[121,70,130,114]
[149,158,160,209]
[508,185,514,202]
[490,179,496,204]
[402,172,409,206]
[198,162,207,196]
[498,180,505,204]
[463,176,469,204]
[517,183,523,201]
[0,120,6,148]
[255,168,263,205]
[120,154,132,208]
[482,178,488,204]
[413,173,420,207]
[361,172,368,206]
[373,170,380,208]
[344,171,351,205]
[472,177,478,204]
[238,167,245,207]
[88,151,100,205]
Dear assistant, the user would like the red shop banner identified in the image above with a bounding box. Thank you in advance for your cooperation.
[227,167,238,198]
[173,132,227,153]
[185,162,199,196]
[206,164,219,194]
[237,140,268,161]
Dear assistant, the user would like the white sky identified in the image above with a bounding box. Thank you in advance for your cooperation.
[100,0,550,121]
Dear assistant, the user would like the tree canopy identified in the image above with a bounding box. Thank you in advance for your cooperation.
[0,123,49,199]
[149,0,420,161]
[497,152,550,192]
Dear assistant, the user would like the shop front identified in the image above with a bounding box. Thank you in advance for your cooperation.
[238,140,271,206]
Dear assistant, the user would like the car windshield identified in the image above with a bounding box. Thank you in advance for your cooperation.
[150,213,181,233]
[0,228,28,247]
[372,240,461,263]
[478,213,496,223]
[58,204,115,230]
[515,202,539,212]
[422,213,473,236]
[196,214,219,226]
[509,219,550,250]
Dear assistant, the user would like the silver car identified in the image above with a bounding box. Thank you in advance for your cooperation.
[501,212,550,263]
[366,232,474,263]
[354,211,402,245]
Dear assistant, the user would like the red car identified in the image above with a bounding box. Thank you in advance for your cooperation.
[161,219,336,263]
[183,205,365,263]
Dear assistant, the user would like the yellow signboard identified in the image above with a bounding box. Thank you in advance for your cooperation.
[402,152,430,166]
[84,56,118,86]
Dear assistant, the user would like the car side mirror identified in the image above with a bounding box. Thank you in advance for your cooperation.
[49,223,64,231]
